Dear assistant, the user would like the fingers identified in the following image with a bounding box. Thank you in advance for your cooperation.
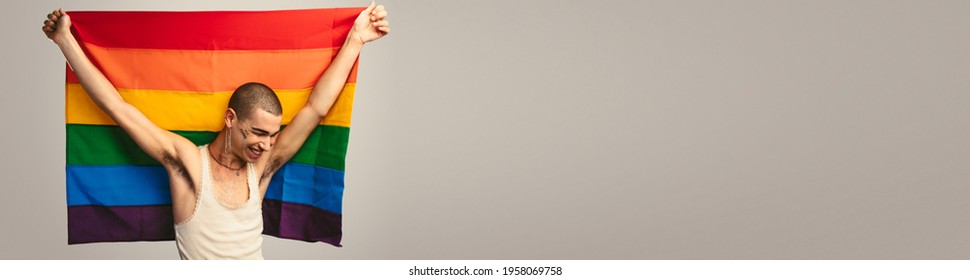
[370,5,386,21]
[372,10,387,20]
[370,4,389,35]
[359,2,389,37]
[46,9,59,24]
[45,11,57,34]
[374,19,389,34]
[44,8,67,37]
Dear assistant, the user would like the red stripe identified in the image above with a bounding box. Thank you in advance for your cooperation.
[68,8,362,50]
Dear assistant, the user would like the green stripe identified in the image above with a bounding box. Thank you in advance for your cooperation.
[66,124,349,171]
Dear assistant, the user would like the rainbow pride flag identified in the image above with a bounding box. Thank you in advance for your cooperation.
[65,8,363,247]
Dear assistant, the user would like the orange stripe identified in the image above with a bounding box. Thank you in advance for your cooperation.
[77,43,359,92]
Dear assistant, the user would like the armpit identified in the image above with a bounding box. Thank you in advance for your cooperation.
[260,158,283,183]
[162,153,194,188]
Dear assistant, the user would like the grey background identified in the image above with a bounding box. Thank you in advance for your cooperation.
[1,0,968,259]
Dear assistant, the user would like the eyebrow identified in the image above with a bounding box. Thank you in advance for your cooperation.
[251,127,281,136]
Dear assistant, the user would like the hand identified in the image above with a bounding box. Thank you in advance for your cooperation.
[42,8,71,43]
[348,1,389,46]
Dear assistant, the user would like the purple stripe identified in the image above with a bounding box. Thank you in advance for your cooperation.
[262,199,343,247]
[68,205,174,244]
[68,201,342,247]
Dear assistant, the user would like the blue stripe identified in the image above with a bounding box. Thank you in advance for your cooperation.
[66,163,344,214]
[265,163,344,214]
[66,165,172,205]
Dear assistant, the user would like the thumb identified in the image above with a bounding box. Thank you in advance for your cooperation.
[364,0,377,13]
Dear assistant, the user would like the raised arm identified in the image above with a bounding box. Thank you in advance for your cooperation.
[45,9,195,166]
[260,2,389,178]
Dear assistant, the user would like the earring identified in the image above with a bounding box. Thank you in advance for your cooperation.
[225,126,230,154]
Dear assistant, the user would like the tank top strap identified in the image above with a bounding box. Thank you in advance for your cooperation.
[199,144,214,193]
[246,162,259,204]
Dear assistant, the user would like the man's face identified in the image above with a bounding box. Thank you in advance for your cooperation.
[233,109,283,162]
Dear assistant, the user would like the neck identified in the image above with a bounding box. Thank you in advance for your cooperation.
[209,132,244,170]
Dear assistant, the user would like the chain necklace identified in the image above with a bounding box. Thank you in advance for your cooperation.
[209,146,242,176]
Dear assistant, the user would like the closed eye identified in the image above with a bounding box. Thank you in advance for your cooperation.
[251,127,277,137]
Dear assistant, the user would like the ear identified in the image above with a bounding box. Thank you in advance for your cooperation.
[225,108,237,129]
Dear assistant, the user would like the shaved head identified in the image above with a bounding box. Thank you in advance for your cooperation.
[227,82,283,120]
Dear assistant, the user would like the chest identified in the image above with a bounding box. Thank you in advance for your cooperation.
[209,168,252,208]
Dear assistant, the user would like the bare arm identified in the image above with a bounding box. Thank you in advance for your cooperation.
[45,9,195,166]
[261,2,390,178]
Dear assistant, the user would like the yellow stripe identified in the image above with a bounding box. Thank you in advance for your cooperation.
[66,83,354,131]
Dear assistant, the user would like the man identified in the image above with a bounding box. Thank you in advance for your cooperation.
[42,2,389,259]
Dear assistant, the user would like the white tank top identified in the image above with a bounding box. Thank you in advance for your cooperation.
[174,144,264,260]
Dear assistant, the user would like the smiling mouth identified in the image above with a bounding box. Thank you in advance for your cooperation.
[248,146,263,159]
